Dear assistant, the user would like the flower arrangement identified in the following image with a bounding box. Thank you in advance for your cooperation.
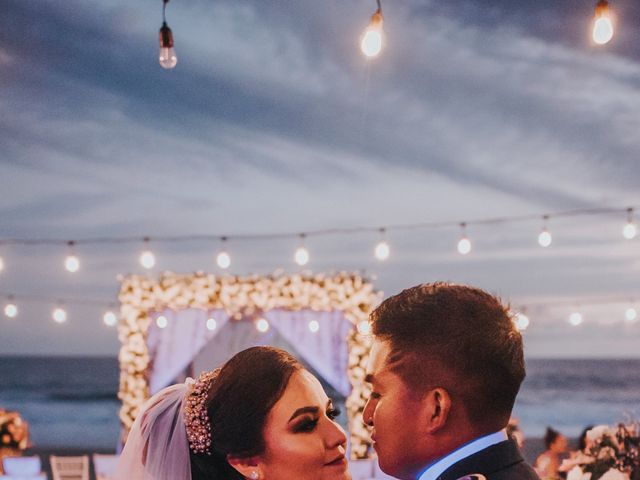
[564,422,640,480]
[0,409,30,451]
[117,271,381,458]
[0,409,30,474]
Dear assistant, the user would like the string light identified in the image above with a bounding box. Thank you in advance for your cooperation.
[159,0,177,69]
[103,310,117,327]
[294,234,310,266]
[538,216,552,248]
[357,320,371,335]
[360,0,384,58]
[514,312,530,332]
[1,206,637,251]
[569,312,583,326]
[374,228,390,261]
[308,319,320,333]
[457,223,472,255]
[139,237,156,269]
[1,290,638,330]
[592,0,614,45]
[216,237,231,270]
[156,315,168,329]
[64,241,80,273]
[623,208,636,240]
[256,317,270,333]
[4,301,17,318]
[52,306,67,324]
[625,307,637,323]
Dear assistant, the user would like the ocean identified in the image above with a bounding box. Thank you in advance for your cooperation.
[0,357,638,450]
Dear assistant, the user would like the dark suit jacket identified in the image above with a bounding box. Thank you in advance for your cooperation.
[436,440,539,480]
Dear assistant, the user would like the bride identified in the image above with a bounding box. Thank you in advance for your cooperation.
[116,346,351,480]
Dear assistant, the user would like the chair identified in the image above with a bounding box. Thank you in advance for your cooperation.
[0,475,47,480]
[2,456,42,476]
[50,455,89,480]
[92,454,119,480]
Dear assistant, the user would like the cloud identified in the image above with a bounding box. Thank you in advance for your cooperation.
[1,0,640,355]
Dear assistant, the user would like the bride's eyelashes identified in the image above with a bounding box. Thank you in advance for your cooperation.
[291,408,343,433]
[292,416,320,433]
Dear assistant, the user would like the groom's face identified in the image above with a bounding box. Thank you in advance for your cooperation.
[363,340,431,480]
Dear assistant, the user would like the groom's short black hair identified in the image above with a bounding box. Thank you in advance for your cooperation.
[370,282,525,430]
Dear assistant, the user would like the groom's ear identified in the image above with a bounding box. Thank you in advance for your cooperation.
[227,454,262,479]
[423,387,451,434]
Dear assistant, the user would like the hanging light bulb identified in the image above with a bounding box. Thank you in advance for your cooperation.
[360,0,384,58]
[308,319,320,333]
[514,312,530,332]
[592,0,614,45]
[623,208,637,240]
[0,256,4,273]
[625,307,638,323]
[374,228,390,261]
[457,223,472,255]
[538,216,552,248]
[256,317,270,333]
[159,0,177,69]
[103,310,117,327]
[64,241,80,273]
[53,306,67,324]
[294,234,310,266]
[4,300,18,318]
[216,236,231,269]
[139,237,156,269]
[206,317,217,331]
[569,312,583,326]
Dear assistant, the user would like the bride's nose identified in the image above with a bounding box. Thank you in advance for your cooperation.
[324,418,347,448]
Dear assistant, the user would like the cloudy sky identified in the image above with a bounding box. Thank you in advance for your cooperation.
[1,0,639,357]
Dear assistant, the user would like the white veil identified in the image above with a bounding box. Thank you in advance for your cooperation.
[115,381,193,480]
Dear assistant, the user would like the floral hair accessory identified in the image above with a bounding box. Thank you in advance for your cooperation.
[184,369,220,454]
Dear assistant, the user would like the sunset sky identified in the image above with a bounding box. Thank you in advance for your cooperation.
[1,0,639,357]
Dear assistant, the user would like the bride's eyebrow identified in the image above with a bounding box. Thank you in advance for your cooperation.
[288,400,332,422]
[288,406,319,422]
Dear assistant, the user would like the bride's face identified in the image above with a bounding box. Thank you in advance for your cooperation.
[257,369,351,480]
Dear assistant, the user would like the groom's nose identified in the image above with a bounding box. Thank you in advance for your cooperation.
[362,397,375,427]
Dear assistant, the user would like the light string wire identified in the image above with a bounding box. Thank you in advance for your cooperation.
[0,205,637,246]
[1,291,638,312]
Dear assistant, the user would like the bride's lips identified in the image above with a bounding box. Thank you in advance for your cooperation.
[325,454,347,467]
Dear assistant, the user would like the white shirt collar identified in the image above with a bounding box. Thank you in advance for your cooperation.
[417,430,508,480]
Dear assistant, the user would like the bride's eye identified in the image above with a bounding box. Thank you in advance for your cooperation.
[293,417,319,433]
[327,408,341,420]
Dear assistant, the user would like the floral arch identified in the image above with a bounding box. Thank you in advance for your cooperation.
[117,272,381,458]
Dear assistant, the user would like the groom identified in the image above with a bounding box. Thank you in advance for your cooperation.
[363,283,539,480]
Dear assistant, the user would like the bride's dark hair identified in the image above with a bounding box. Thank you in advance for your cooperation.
[190,346,303,480]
